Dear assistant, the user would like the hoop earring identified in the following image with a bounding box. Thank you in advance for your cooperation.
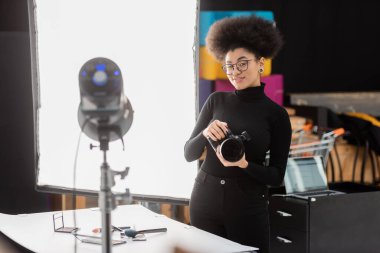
[259,68,264,74]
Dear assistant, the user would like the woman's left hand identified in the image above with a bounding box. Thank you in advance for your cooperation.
[215,146,248,169]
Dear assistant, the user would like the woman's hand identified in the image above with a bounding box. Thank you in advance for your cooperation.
[202,120,228,141]
[215,146,249,169]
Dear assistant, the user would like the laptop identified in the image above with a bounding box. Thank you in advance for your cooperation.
[284,156,344,200]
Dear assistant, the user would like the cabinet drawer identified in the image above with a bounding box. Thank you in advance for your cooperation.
[269,197,308,231]
[270,226,308,253]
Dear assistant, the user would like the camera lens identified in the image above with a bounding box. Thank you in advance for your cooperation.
[220,138,244,162]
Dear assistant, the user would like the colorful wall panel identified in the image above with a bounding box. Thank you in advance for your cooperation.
[199,79,214,111]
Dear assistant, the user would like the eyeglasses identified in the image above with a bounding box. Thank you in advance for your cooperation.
[222,59,253,75]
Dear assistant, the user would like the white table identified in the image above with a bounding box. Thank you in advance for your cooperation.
[0,204,257,253]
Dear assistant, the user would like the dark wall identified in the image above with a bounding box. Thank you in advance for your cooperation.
[0,0,52,214]
[201,0,380,93]
[0,0,29,32]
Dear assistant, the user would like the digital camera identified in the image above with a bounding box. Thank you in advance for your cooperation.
[207,129,251,162]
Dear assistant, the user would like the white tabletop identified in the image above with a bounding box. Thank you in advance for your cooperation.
[0,204,257,253]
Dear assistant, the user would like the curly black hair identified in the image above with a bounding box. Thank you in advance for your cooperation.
[205,15,283,62]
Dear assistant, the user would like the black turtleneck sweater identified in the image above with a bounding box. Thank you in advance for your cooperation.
[184,83,292,186]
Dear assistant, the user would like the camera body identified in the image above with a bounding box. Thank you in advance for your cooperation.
[208,129,251,162]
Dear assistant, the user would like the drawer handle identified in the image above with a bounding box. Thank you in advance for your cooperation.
[277,236,292,244]
[276,210,292,217]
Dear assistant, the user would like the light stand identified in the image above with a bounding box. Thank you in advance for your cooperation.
[99,135,112,253]
[77,57,134,253]
[97,128,131,253]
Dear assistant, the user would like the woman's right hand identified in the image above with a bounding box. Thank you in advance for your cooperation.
[202,120,228,141]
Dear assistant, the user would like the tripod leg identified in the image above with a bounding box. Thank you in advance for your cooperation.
[360,142,369,184]
[369,150,376,185]
[328,153,335,183]
[333,144,343,182]
[352,145,359,182]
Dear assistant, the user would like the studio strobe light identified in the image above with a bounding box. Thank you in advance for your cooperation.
[78,57,133,145]
[77,57,133,253]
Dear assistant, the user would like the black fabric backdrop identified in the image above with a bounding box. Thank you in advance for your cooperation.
[201,0,380,93]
